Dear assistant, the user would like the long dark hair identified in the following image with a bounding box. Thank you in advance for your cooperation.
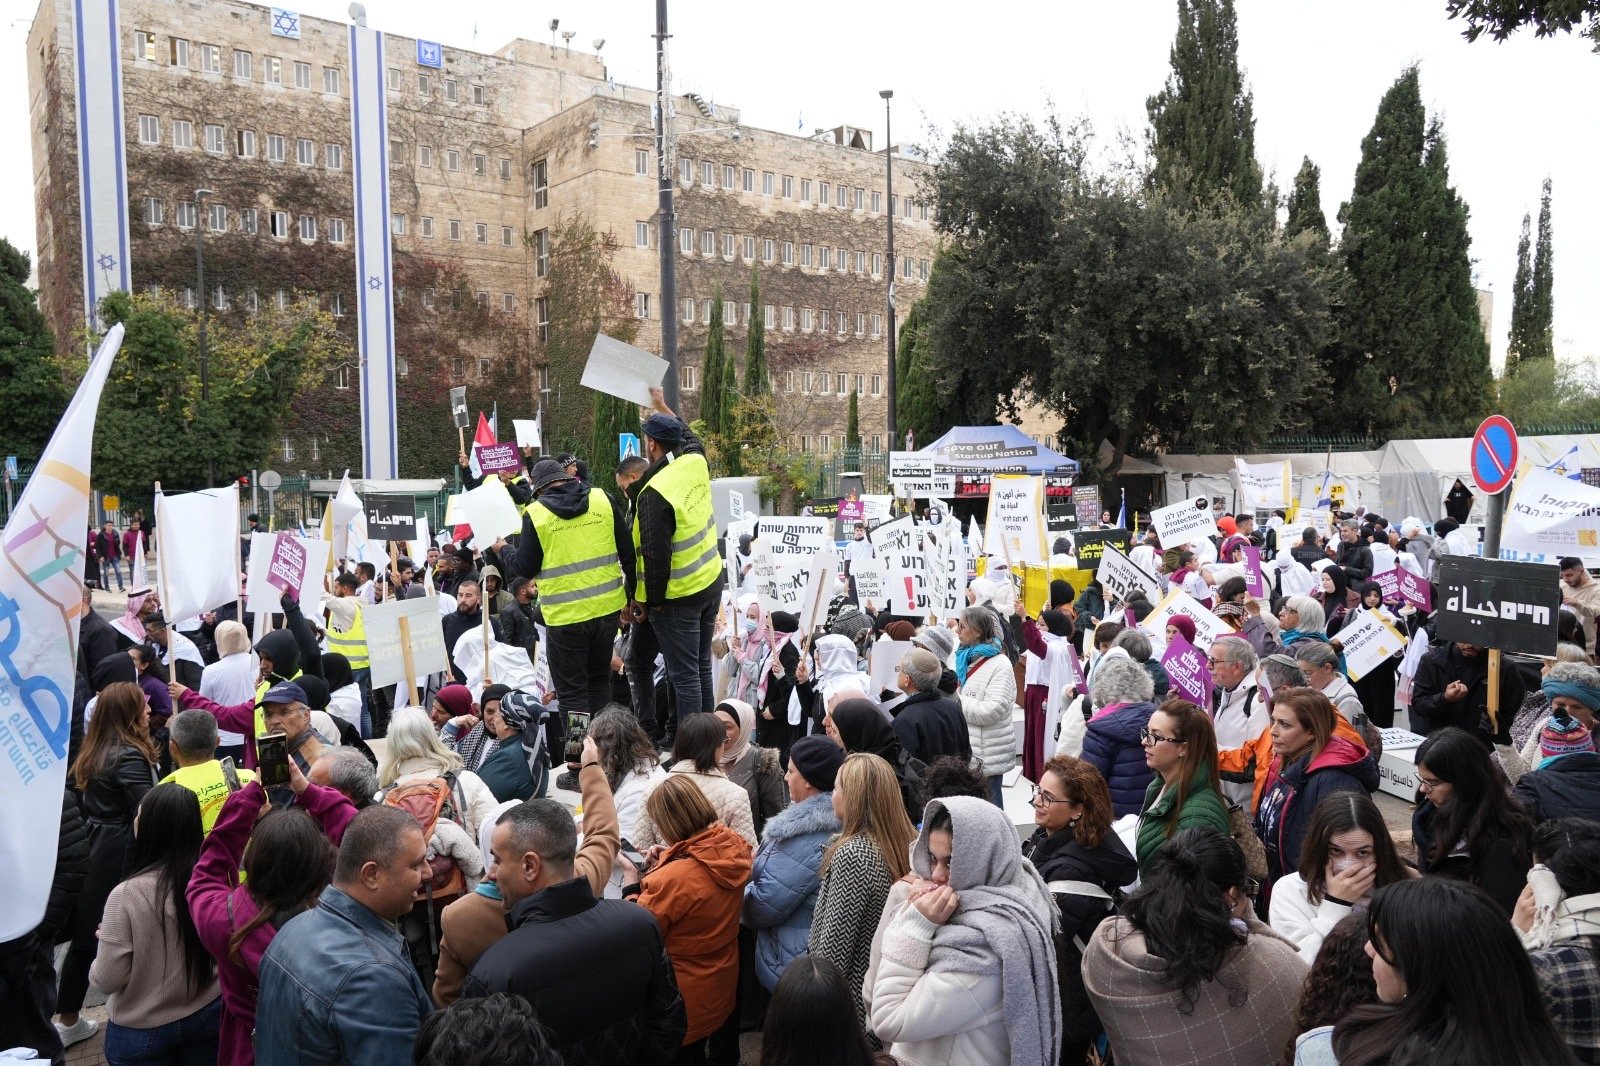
[128,783,212,992]
[231,807,335,965]
[589,705,660,793]
[1151,700,1221,839]
[72,681,156,790]
[1118,826,1248,1014]
[1284,913,1378,1063]
[1297,793,1410,906]
[1415,727,1533,875]
[1332,879,1577,1066]
[760,954,895,1066]
[671,711,726,774]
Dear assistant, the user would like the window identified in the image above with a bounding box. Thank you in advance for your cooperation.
[335,365,351,390]
[473,153,486,176]
[905,197,915,218]
[239,208,257,234]
[133,31,155,61]
[821,435,832,453]
[781,241,793,266]
[501,225,513,246]
[903,258,914,279]
[532,159,548,208]
[872,434,883,451]
[701,230,715,256]
[281,437,295,461]
[138,114,159,144]
[317,66,338,94]
[502,293,513,312]
[171,119,193,148]
[837,247,848,272]
[206,202,226,232]
[275,289,289,310]
[921,202,931,221]
[854,187,865,210]
[800,244,813,268]
[836,185,847,208]
[682,298,695,324]
[722,164,735,188]
[781,306,794,331]
[801,178,812,201]
[180,287,195,309]
[475,222,487,244]
[421,289,435,309]
[392,213,407,235]
[293,61,311,88]
[635,292,650,319]
[764,305,776,329]
[782,175,794,198]
[535,297,550,342]
[499,157,511,180]
[819,181,830,205]
[172,200,195,229]
[445,149,459,171]
[890,194,898,216]
[679,158,693,184]
[142,197,163,225]
[871,190,882,213]
[820,309,831,333]
[701,299,713,324]
[473,84,486,105]
[295,138,314,165]
[855,251,867,274]
[387,67,400,91]
[634,221,652,248]
[871,374,883,396]
[920,259,930,280]
[855,374,864,394]
[681,365,697,391]
[818,371,831,393]
[762,171,774,195]
[855,312,866,335]
[246,288,259,313]
[212,286,227,310]
[236,129,255,157]
[417,72,430,95]
[761,239,774,263]
[328,218,346,243]
[298,215,316,241]
[475,291,488,309]
[785,370,796,393]
[419,144,432,168]
[444,78,458,101]
[533,229,549,276]
[818,247,830,271]
[872,253,882,276]
[701,161,713,187]
[802,372,812,393]
[264,56,281,84]
[170,37,189,67]
[742,236,755,260]
[800,307,813,331]
[448,219,461,241]
[635,149,650,175]
[723,233,736,258]
[421,216,434,238]
[200,43,220,73]
[325,143,343,169]
[680,228,694,255]
[742,168,754,192]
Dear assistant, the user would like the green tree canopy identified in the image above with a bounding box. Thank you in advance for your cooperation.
[1445,0,1600,47]
[1284,157,1330,247]
[0,238,65,466]
[699,284,728,437]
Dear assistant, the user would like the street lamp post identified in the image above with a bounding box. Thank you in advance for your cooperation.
[195,187,214,486]
[655,0,680,410]
[880,90,896,453]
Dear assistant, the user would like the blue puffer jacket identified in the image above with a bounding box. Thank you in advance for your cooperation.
[1081,701,1158,816]
[741,791,842,992]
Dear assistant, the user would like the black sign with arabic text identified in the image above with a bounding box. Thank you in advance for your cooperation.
[1435,556,1560,656]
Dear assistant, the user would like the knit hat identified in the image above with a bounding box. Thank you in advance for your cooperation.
[913,625,957,662]
[1541,714,1595,762]
[788,734,845,792]
[1049,579,1075,609]
[883,620,916,641]
[770,611,799,634]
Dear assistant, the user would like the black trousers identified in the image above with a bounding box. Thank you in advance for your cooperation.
[544,615,621,716]
[0,932,65,1064]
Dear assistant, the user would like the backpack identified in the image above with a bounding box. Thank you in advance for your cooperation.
[382,772,469,902]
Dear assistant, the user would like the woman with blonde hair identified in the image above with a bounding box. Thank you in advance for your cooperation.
[378,706,499,841]
[809,752,917,1037]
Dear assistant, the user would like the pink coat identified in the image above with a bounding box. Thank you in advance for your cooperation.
[187,779,356,1066]
[179,689,261,768]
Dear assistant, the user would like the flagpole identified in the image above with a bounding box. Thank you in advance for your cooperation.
[154,482,177,684]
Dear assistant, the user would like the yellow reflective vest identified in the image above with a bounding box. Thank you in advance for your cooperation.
[633,452,720,602]
[528,490,627,626]
[163,760,257,834]
[325,601,370,670]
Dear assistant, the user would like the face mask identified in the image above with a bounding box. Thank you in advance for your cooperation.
[742,618,758,635]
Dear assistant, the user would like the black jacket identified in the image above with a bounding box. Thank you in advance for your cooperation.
[80,746,157,828]
[43,789,91,944]
[1334,540,1374,583]
[494,600,540,658]
[891,690,972,766]
[442,608,479,683]
[1290,542,1327,569]
[78,611,122,680]
[627,422,714,606]
[464,877,685,1065]
[1411,642,1526,742]
[1413,798,1531,915]
[1512,753,1600,826]
[500,481,636,599]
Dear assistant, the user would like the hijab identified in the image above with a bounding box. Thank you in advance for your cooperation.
[1166,614,1197,646]
[717,699,757,768]
[321,652,355,692]
[830,698,900,761]
[434,683,475,720]
[813,634,871,706]
[214,620,251,659]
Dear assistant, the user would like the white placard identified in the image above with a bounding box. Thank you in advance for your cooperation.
[443,493,467,527]
[460,480,524,540]
[1234,458,1291,510]
[1340,608,1409,682]
[850,558,889,611]
[889,451,934,479]
[244,533,330,609]
[984,475,1047,565]
[860,495,895,526]
[364,594,449,688]
[753,517,833,559]
[729,490,746,518]
[1150,499,1220,549]
[156,485,241,622]
[870,640,916,693]
[892,475,957,498]
[796,547,840,637]
[1141,588,1232,653]
[580,333,668,406]
[512,418,542,449]
[1096,543,1162,605]
[750,546,809,616]
[923,525,968,621]
[1503,465,1600,555]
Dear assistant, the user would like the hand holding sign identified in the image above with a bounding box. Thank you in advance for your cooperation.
[266,534,307,594]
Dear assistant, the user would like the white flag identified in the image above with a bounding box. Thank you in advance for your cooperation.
[329,471,364,565]
[156,484,240,622]
[0,324,123,940]
[1233,458,1291,510]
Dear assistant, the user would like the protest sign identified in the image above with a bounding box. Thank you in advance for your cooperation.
[889,451,934,479]
[849,558,889,610]
[1143,588,1232,653]
[1436,556,1560,657]
[1242,545,1266,598]
[870,640,916,693]
[1339,609,1410,682]
[512,417,541,449]
[1073,529,1130,569]
[797,547,840,638]
[1373,562,1433,611]
[838,498,866,526]
[1096,544,1161,605]
[443,493,467,528]
[1074,485,1102,527]
[883,532,931,616]
[364,594,448,690]
[1150,499,1219,549]
[1502,465,1600,556]
[449,386,469,429]
[729,490,746,518]
[984,475,1047,565]
[860,495,894,526]
[474,442,522,474]
[580,333,668,406]
[923,526,967,620]
[459,480,523,540]
[1234,459,1291,510]
[1161,631,1214,707]
[244,533,329,608]
[154,484,240,622]
[892,475,957,498]
[750,546,809,616]
[364,494,416,540]
[265,533,307,593]
[754,517,833,559]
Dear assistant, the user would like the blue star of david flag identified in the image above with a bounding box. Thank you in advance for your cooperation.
[271,8,300,38]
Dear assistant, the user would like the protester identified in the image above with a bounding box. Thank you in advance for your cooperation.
[1412,726,1534,914]
[864,796,1062,1065]
[920,754,989,801]
[1513,712,1600,824]
[1114,627,1170,700]
[320,651,364,736]
[891,646,972,767]
[462,800,687,1060]
[1021,607,1080,782]
[441,577,483,683]
[1268,793,1412,963]
[826,697,927,825]
[414,993,564,1066]
[89,782,221,1064]
[1207,636,1267,807]
[1512,662,1600,778]
[715,698,788,839]
[199,620,256,759]
[954,605,1018,807]
[472,690,551,802]
[1294,878,1573,1066]
[441,682,509,775]
[1081,656,1159,816]
[1292,641,1364,724]
[309,746,378,809]
[1,789,87,1063]
[160,709,257,833]
[1331,520,1374,586]
[1085,827,1305,1065]
[56,681,158,1048]
[378,706,501,840]
[588,705,669,843]
[1022,756,1138,1063]
[631,711,757,849]
[1411,639,1528,741]
[431,682,477,731]
[1560,558,1600,655]
[1255,687,1379,899]
[1282,913,1379,1063]
[809,752,918,1036]
[756,610,805,761]
[760,954,897,1066]
[1134,699,1230,872]
[255,807,433,1064]
[1517,818,1600,1065]
[743,735,845,992]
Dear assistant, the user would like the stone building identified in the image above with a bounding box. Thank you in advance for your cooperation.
[27,0,937,472]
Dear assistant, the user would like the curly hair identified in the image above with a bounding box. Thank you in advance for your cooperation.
[1282,913,1377,1063]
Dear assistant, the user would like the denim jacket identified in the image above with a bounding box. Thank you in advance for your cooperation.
[255,885,433,1065]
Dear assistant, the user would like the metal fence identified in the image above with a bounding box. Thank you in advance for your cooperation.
[807,449,891,499]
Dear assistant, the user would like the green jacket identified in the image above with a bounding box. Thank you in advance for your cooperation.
[1134,767,1230,871]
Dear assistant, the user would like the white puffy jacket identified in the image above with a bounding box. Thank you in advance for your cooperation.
[1266,872,1355,964]
[959,653,1017,778]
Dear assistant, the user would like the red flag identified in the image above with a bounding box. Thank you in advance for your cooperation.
[453,412,500,543]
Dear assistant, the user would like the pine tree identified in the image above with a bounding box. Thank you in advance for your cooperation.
[1146,0,1263,208]
[0,238,65,466]
[743,267,768,396]
[1506,178,1555,375]
[588,393,638,489]
[1283,157,1330,247]
[1417,120,1492,430]
[700,284,727,434]
[1507,211,1536,373]
[1530,178,1555,362]
[845,389,861,456]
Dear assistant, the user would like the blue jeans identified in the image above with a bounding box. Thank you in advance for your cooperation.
[353,667,373,738]
[103,997,220,1066]
[987,774,1005,809]
[106,558,126,590]
[627,586,720,722]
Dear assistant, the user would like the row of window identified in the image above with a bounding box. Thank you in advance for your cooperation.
[651,154,932,223]
[391,214,521,250]
[796,433,886,453]
[142,198,347,243]
[393,141,514,180]
[672,296,887,339]
[131,31,341,93]
[150,281,519,319]
[136,115,345,168]
[644,223,929,280]
[675,362,884,402]
[386,68,488,106]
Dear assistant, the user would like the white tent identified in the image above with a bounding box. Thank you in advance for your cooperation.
[1152,449,1383,514]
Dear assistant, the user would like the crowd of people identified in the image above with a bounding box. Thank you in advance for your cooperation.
[12,413,1600,1066]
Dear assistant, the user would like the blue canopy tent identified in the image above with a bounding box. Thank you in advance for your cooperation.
[914,426,1080,503]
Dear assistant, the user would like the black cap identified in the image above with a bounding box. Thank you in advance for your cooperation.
[531,459,573,493]
[554,452,579,467]
[641,413,685,446]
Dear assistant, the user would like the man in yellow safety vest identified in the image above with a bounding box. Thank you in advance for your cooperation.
[323,572,371,734]
[624,387,724,740]
[161,708,256,834]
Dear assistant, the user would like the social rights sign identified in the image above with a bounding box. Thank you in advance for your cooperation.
[1436,556,1560,657]
[983,475,1047,565]
[1339,609,1409,682]
[1150,499,1219,549]
[1096,544,1161,605]
[1161,631,1214,706]
[474,442,522,474]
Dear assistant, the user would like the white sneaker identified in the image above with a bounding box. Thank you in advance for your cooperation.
[55,1017,99,1048]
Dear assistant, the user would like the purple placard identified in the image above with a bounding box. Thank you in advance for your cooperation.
[1161,631,1214,707]
[1066,645,1088,695]
[839,497,866,525]
[266,533,307,593]
[1396,568,1432,611]
[1374,567,1400,602]
[475,442,522,474]
[1243,545,1266,598]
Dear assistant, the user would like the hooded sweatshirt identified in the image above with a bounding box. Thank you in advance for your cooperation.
[498,479,637,597]
[1255,736,1379,888]
[635,823,753,1043]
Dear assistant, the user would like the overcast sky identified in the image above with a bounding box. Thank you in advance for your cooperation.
[5,0,1595,371]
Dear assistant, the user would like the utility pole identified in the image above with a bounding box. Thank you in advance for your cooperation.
[655,0,679,410]
[195,187,215,486]
[880,91,897,451]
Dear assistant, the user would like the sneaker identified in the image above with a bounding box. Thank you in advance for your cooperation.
[55,1017,99,1048]
[554,770,578,791]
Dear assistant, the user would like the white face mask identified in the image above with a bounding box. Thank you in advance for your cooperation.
[742,618,758,636]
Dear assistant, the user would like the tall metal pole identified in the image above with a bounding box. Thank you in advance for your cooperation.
[195,187,214,486]
[881,91,897,451]
[655,0,679,410]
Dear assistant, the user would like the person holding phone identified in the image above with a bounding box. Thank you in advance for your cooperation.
[473,692,550,803]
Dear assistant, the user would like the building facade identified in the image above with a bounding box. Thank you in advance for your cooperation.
[27,0,937,473]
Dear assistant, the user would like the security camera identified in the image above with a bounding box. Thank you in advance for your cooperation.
[548,18,559,31]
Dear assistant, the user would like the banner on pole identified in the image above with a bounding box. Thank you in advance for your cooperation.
[1096,543,1161,605]
[983,475,1047,565]
[364,594,449,688]
[1234,459,1291,511]
[155,484,241,621]
[1436,556,1561,657]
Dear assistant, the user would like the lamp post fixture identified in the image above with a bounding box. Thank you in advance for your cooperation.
[195,186,214,486]
[880,90,896,452]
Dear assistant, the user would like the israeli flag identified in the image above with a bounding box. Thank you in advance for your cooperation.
[348,21,398,478]
[72,0,132,324]
[1116,489,1127,530]
[1546,444,1582,481]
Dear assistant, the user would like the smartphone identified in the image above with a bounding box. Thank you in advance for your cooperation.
[563,711,591,763]
[257,733,291,789]
[220,756,242,793]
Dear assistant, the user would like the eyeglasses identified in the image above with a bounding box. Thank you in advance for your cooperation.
[1139,727,1182,746]
[1242,876,1261,897]
[1030,786,1071,806]
[1416,774,1444,792]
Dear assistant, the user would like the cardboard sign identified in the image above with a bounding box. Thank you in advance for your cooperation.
[365,494,417,540]
[364,594,449,688]
[984,475,1047,565]
[1340,608,1410,682]
[474,442,522,474]
[1151,499,1219,549]
[796,547,840,637]
[889,451,934,479]
[1142,588,1232,653]
[849,559,889,611]
[1073,529,1130,569]
[581,333,668,406]
[1096,544,1162,605]
[1374,564,1433,612]
[265,533,307,593]
[750,546,809,616]
[512,418,542,449]
[923,526,967,621]
[1074,485,1102,527]
[1243,545,1266,598]
[870,640,916,693]
[860,495,894,526]
[244,533,330,608]
[1436,556,1561,656]
[729,490,746,518]
[460,480,524,540]
[1161,631,1214,707]
[449,386,469,429]
[871,517,929,616]
[754,517,833,559]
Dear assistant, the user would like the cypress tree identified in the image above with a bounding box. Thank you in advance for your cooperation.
[1530,178,1555,362]
[1417,120,1491,430]
[1146,0,1263,208]
[700,284,726,434]
[1284,157,1330,248]
[845,389,861,454]
[743,267,768,396]
[1507,211,1536,373]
